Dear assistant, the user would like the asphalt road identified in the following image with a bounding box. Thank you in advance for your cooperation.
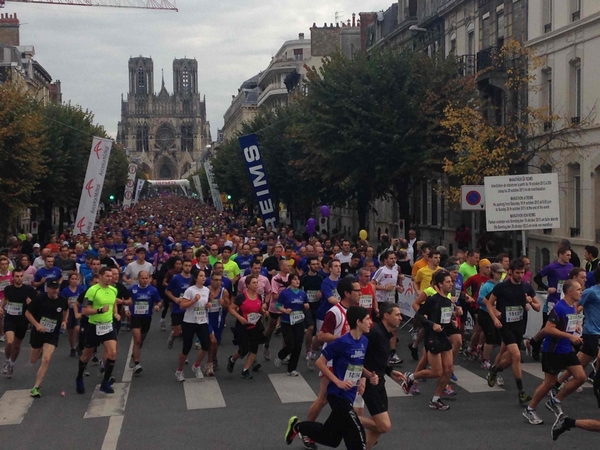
[1,316,599,450]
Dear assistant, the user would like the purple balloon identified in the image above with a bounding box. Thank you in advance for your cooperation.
[307,218,316,226]
[320,205,331,218]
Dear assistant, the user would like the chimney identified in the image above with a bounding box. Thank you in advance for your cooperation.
[299,32,304,40]
[352,13,356,27]
[0,12,20,46]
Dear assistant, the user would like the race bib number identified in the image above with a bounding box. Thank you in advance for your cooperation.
[247,312,261,325]
[6,302,23,316]
[134,301,149,315]
[306,290,319,303]
[40,317,57,333]
[547,301,555,313]
[505,306,524,323]
[96,322,113,336]
[359,295,372,309]
[344,364,363,386]
[62,271,69,281]
[290,310,305,325]
[0,280,10,291]
[208,302,222,313]
[556,280,565,295]
[440,307,452,324]
[387,289,396,303]
[566,313,584,335]
[68,297,78,309]
[194,306,207,324]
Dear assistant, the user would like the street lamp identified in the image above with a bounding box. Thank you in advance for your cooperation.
[409,25,428,33]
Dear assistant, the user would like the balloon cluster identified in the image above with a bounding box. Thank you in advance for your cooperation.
[307,205,331,234]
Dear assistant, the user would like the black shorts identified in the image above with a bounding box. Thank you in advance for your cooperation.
[446,324,461,337]
[478,312,501,346]
[4,315,29,341]
[84,323,118,348]
[500,325,525,347]
[424,333,452,355]
[67,309,81,330]
[541,352,582,375]
[131,316,152,334]
[30,330,59,349]
[304,308,316,329]
[171,312,184,327]
[181,322,210,355]
[363,380,389,416]
[580,334,600,357]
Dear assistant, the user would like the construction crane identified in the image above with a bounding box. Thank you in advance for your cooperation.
[0,0,177,11]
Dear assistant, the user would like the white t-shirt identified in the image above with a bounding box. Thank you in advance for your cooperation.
[124,261,154,285]
[371,265,399,303]
[182,285,210,324]
[335,252,352,265]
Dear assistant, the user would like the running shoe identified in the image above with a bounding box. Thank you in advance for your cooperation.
[263,346,271,361]
[409,383,421,395]
[129,357,135,369]
[76,377,85,394]
[551,415,570,441]
[545,398,563,417]
[283,355,291,364]
[466,350,478,361]
[77,347,83,357]
[133,364,143,375]
[288,371,300,377]
[522,408,543,425]
[0,334,5,342]
[450,373,457,382]
[227,356,235,374]
[70,348,77,358]
[442,384,457,397]
[160,319,166,331]
[274,357,282,368]
[98,360,105,376]
[531,340,541,361]
[108,377,116,385]
[588,369,596,383]
[519,392,533,404]
[251,361,261,372]
[301,435,317,450]
[524,339,532,357]
[389,354,403,365]
[285,416,299,445]
[205,363,215,377]
[194,341,201,350]
[192,364,204,379]
[1,361,8,374]
[401,372,414,394]
[408,343,419,361]
[6,364,13,379]
[30,386,41,398]
[241,369,253,379]
[429,399,449,410]
[275,325,282,335]
[486,370,497,388]
[496,374,504,387]
[167,335,174,349]
[481,360,491,370]
[175,370,185,382]
[99,381,115,394]
[575,386,583,393]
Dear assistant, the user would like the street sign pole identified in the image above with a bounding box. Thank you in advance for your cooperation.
[472,211,476,249]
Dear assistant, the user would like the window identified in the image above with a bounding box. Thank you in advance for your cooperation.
[467,24,475,54]
[570,164,581,236]
[182,67,190,93]
[571,0,581,22]
[137,67,145,93]
[181,124,193,152]
[571,59,582,123]
[497,12,505,45]
[482,15,490,48]
[293,49,303,61]
[136,124,148,152]
[542,68,553,129]
[449,32,457,55]
[543,0,552,33]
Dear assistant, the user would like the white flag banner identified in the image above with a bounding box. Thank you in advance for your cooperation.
[123,163,137,209]
[192,175,204,203]
[74,137,113,236]
[204,161,223,211]
[134,179,145,204]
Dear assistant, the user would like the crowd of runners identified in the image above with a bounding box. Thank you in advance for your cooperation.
[1,194,600,449]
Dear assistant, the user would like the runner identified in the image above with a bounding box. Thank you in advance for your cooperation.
[357,268,377,320]
[60,273,84,357]
[0,256,13,342]
[484,258,541,404]
[165,260,193,349]
[123,247,154,286]
[24,279,68,397]
[207,272,230,374]
[552,416,600,440]
[462,258,492,360]
[32,254,62,293]
[264,258,291,360]
[285,306,370,450]
[302,256,323,370]
[477,263,505,370]
[414,250,441,294]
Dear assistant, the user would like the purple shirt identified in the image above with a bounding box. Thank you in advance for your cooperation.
[539,261,574,306]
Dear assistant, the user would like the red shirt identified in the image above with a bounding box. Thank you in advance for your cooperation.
[463,274,490,308]
[359,283,376,318]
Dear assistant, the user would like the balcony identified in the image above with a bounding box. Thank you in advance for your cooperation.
[456,54,476,76]
[477,47,505,72]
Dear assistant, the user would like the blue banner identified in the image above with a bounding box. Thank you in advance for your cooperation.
[239,134,278,229]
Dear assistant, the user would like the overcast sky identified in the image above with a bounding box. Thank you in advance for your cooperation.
[7,0,385,140]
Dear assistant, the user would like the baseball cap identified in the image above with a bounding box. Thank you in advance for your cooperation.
[490,263,506,273]
[46,279,60,289]
[33,243,41,248]
[479,259,492,267]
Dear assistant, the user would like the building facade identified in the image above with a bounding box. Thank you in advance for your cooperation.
[117,56,211,180]
[222,74,259,142]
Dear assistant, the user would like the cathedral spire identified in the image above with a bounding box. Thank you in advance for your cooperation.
[161,69,165,90]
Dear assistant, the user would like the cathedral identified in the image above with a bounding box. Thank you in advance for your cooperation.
[117,56,211,180]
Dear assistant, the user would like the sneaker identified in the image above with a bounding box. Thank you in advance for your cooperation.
[98,360,105,375]
[0,334,5,342]
[307,351,317,370]
[301,435,317,450]
[175,370,185,382]
[575,385,583,393]
[283,354,291,364]
[70,348,77,358]
[194,341,201,350]
[522,408,544,425]
[429,399,449,410]
[205,363,215,377]
[251,361,261,372]
[409,383,421,395]
[192,364,204,379]
[481,360,491,370]
[496,374,504,387]
[160,320,166,331]
[263,346,271,361]
[76,377,85,394]
[408,343,419,361]
[213,358,219,370]
[519,392,532,405]
[99,381,115,394]
[389,354,403,365]
[588,369,596,383]
[401,372,414,394]
[442,384,457,397]
[487,370,497,387]
[285,416,299,445]
[108,377,116,385]
[531,342,541,361]
[545,398,563,417]
[129,357,135,369]
[288,371,300,377]
[1,361,8,374]
[466,350,478,361]
[241,369,253,379]
[525,339,532,357]
[274,357,282,368]
[185,359,189,365]
[6,364,13,379]
[30,386,41,398]
[551,415,570,441]
[450,373,457,382]
[167,335,174,349]
[133,364,143,375]
[275,325,282,335]
[227,356,235,374]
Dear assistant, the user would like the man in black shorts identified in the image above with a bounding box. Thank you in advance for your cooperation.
[24,279,68,397]
[1,268,37,379]
[485,258,541,404]
[301,256,323,370]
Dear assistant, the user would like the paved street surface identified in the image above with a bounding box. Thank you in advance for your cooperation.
[1,317,598,450]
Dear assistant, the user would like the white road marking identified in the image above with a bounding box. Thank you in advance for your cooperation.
[101,415,124,450]
[453,365,504,393]
[84,382,130,419]
[0,390,34,426]
[269,373,318,404]
[384,375,410,397]
[184,378,227,410]
[121,337,134,383]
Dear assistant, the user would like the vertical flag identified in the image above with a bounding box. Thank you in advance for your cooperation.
[204,161,223,211]
[192,175,205,203]
[238,134,278,229]
[74,137,113,236]
[134,179,145,204]
[123,163,137,209]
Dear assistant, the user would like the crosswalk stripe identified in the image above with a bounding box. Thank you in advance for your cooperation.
[453,365,504,393]
[384,376,410,397]
[84,383,130,419]
[184,378,226,410]
[0,390,34,426]
[268,373,317,403]
[521,362,591,388]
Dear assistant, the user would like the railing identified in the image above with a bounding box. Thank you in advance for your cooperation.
[570,227,581,238]
[456,54,476,76]
[476,46,504,72]
[544,23,552,33]
[572,11,581,21]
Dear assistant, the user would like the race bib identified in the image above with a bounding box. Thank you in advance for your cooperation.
[134,301,149,315]
[306,290,319,303]
[208,302,222,313]
[387,289,396,303]
[547,301,555,313]
[344,364,363,385]
[68,297,78,309]
[556,280,565,295]
[440,307,452,324]
[290,310,305,325]
[96,322,113,336]
[0,280,10,291]
[505,306,524,323]
[359,295,372,309]
[6,302,23,316]
[116,251,123,259]
[23,275,33,285]
[566,313,584,336]
[40,316,57,333]
[62,271,69,281]
[194,306,207,324]
[247,312,261,325]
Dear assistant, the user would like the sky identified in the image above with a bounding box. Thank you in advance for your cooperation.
[6,0,386,140]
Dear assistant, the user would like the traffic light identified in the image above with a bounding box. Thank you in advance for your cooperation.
[109,195,115,201]
[227,194,232,200]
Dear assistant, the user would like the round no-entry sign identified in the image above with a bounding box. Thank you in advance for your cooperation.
[466,190,481,206]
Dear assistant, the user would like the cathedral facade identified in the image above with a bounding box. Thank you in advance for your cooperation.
[117,56,211,180]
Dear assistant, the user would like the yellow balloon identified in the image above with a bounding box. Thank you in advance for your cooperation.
[359,229,368,240]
